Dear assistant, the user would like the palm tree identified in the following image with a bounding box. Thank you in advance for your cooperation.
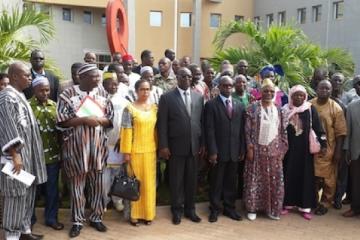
[0,5,59,75]
[211,20,354,94]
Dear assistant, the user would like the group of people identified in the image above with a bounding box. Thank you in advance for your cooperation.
[0,47,360,240]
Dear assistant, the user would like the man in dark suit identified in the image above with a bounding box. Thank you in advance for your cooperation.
[205,76,246,223]
[157,67,204,225]
[23,49,60,101]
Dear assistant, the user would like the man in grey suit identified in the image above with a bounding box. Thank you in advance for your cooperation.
[205,76,246,223]
[343,76,360,218]
[157,67,204,225]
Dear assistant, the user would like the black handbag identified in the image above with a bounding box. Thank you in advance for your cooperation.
[110,163,140,201]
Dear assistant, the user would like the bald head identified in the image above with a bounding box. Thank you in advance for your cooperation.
[219,76,234,97]
[84,52,96,63]
[158,57,171,74]
[8,62,31,91]
[330,72,345,94]
[237,59,249,75]
[317,79,332,100]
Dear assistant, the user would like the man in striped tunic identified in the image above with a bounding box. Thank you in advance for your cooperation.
[56,64,114,238]
[0,62,47,240]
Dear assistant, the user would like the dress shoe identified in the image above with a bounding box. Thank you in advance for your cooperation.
[89,221,107,232]
[46,222,64,230]
[342,198,351,205]
[172,214,181,225]
[69,225,82,238]
[184,212,202,223]
[223,210,242,221]
[208,211,218,223]
[343,209,360,218]
[20,233,43,240]
[333,201,342,210]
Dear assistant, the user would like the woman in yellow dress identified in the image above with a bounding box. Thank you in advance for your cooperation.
[120,78,157,226]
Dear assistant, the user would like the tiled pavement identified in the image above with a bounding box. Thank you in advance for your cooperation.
[1,202,360,240]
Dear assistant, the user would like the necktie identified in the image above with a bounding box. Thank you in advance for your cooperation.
[184,91,191,116]
[226,99,232,118]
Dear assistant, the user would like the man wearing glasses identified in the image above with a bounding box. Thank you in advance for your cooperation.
[23,49,59,101]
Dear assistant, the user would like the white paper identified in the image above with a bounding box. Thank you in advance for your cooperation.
[1,161,35,187]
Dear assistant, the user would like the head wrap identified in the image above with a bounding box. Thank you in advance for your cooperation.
[260,64,284,79]
[103,72,117,81]
[32,76,49,88]
[261,78,275,89]
[140,66,153,75]
[122,54,134,62]
[283,85,312,135]
[77,63,98,76]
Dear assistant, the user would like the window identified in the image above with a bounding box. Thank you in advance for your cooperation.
[210,13,221,28]
[97,53,112,70]
[333,1,344,19]
[235,15,244,22]
[312,5,322,22]
[101,14,106,27]
[254,16,260,29]
[297,8,306,24]
[266,14,274,27]
[149,11,162,27]
[278,11,286,26]
[62,8,72,21]
[180,12,192,27]
[34,3,51,15]
[83,11,92,24]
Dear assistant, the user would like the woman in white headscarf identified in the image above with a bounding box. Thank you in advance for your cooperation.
[243,79,288,221]
[282,85,327,220]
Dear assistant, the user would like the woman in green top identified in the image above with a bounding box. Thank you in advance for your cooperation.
[29,76,64,230]
[232,74,251,108]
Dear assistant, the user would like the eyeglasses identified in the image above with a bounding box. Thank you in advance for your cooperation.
[32,57,44,60]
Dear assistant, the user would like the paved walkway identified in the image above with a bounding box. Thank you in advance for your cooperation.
[2,202,359,240]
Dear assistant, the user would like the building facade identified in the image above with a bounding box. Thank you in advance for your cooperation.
[21,0,253,79]
[254,0,360,74]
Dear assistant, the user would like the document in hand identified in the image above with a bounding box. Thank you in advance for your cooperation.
[76,96,105,118]
[1,161,35,186]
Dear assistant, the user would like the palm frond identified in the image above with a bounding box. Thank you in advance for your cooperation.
[211,20,355,95]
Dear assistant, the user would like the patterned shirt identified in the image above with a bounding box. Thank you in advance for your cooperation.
[57,85,114,177]
[30,97,59,165]
[154,73,177,93]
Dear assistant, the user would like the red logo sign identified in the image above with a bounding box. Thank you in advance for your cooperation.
[106,0,129,55]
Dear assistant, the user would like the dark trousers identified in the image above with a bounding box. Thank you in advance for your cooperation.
[169,154,198,215]
[350,160,360,212]
[209,161,238,212]
[334,158,349,204]
[237,160,245,199]
[32,162,60,225]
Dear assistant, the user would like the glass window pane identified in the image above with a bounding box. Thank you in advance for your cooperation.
[180,13,191,27]
[210,14,221,28]
[101,14,106,27]
[84,11,92,24]
[62,8,71,21]
[150,11,162,27]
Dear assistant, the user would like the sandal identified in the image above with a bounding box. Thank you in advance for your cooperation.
[302,213,313,220]
[281,209,289,215]
[314,205,328,216]
[130,219,140,227]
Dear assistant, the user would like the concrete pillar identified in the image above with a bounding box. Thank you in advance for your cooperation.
[173,0,178,54]
[192,0,202,64]
[125,0,136,54]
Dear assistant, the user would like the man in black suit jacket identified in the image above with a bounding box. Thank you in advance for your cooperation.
[23,49,59,101]
[205,76,246,223]
[157,67,204,225]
